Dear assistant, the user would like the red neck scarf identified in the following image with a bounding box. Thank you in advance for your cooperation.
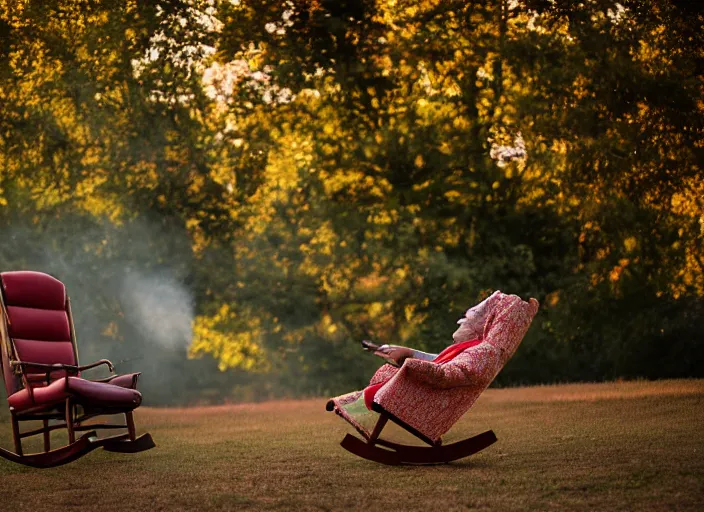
[431,338,482,364]
[363,339,481,410]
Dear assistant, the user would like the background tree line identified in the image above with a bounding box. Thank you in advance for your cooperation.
[0,0,702,404]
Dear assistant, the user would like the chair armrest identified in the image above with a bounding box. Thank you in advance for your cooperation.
[10,360,79,373]
[11,360,80,391]
[10,359,115,387]
[77,359,115,374]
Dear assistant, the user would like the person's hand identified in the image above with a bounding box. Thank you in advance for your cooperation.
[374,345,414,366]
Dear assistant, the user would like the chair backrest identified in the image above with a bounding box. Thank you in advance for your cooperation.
[481,293,539,364]
[0,271,76,398]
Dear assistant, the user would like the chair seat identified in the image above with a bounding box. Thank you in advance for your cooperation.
[8,375,142,413]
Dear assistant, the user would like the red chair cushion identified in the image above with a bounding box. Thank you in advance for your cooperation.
[7,379,70,411]
[13,338,76,367]
[6,306,71,342]
[8,377,142,412]
[2,271,66,310]
[67,378,142,408]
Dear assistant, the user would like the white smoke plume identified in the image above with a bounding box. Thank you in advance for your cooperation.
[120,272,194,351]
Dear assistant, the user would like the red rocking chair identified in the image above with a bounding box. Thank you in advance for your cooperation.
[0,271,155,468]
[327,292,539,465]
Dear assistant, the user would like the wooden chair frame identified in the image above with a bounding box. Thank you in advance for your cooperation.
[0,291,154,468]
[328,401,497,466]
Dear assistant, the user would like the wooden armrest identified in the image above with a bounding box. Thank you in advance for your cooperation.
[11,359,115,385]
[11,360,79,373]
[77,359,115,374]
[11,361,79,389]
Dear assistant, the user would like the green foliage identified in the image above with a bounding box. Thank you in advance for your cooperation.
[0,0,702,403]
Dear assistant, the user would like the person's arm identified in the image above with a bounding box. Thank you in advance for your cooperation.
[363,341,436,366]
[372,345,413,367]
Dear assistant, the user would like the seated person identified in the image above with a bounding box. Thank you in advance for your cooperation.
[328,290,539,443]
[361,290,501,409]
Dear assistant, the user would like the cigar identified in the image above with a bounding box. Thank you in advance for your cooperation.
[361,340,381,351]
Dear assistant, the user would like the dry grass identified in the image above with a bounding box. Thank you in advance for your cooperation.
[1,379,702,511]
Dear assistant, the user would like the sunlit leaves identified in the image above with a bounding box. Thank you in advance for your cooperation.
[1,0,701,391]
[190,304,269,371]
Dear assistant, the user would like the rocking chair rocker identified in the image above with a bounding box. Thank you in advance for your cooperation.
[0,271,155,468]
[327,292,539,465]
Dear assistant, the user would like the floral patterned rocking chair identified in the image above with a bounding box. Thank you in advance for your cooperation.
[326,291,539,465]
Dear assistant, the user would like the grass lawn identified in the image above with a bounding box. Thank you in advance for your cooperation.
[1,379,702,511]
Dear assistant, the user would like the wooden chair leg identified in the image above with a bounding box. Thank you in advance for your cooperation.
[369,414,389,444]
[43,419,51,453]
[65,399,75,444]
[11,414,22,456]
[125,411,136,441]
